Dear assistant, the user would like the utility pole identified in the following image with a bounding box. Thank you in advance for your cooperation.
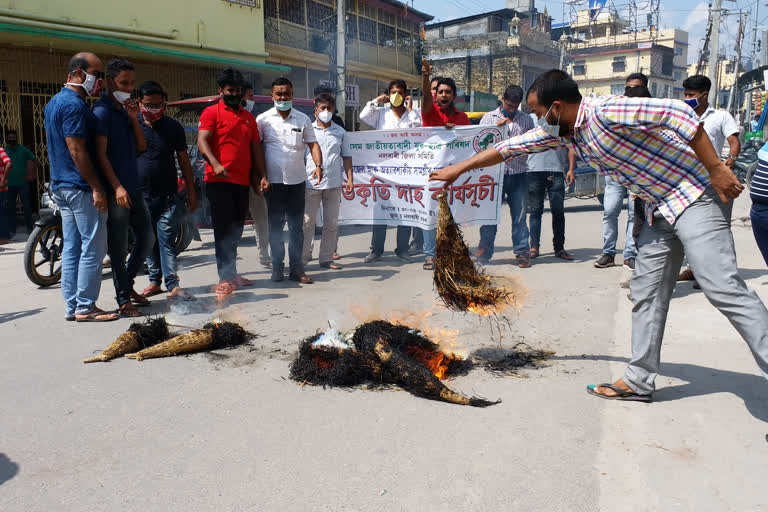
[708,0,723,107]
[727,12,747,113]
[751,0,761,69]
[336,0,346,122]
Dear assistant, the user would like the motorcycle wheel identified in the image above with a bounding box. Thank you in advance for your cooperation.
[174,219,193,255]
[24,221,64,287]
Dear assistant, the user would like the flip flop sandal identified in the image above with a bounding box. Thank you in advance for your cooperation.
[319,262,343,270]
[141,286,164,298]
[423,258,435,270]
[131,297,151,307]
[119,304,144,318]
[232,275,253,287]
[529,248,539,259]
[168,289,195,301]
[75,307,119,322]
[586,383,652,402]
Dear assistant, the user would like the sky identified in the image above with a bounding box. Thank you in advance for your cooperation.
[413,0,768,65]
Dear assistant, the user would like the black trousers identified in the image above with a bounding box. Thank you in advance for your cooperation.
[206,182,250,282]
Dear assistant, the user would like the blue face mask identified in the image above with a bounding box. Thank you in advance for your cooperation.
[537,104,561,138]
[274,100,292,112]
[683,93,703,110]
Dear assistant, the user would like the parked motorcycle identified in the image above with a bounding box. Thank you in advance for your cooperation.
[24,180,200,287]
[734,138,762,188]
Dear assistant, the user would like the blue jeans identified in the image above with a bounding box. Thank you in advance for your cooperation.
[145,193,180,291]
[528,172,566,252]
[52,187,107,316]
[751,202,768,267]
[478,173,529,260]
[0,190,9,239]
[371,225,410,256]
[267,183,305,275]
[423,228,436,258]
[5,184,34,236]
[603,175,636,259]
[107,192,155,307]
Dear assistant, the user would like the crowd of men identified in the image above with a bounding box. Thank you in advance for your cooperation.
[8,48,765,337]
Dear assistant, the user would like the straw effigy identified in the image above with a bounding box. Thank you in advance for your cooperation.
[434,192,513,313]
[290,321,499,408]
[124,321,251,361]
[83,317,170,363]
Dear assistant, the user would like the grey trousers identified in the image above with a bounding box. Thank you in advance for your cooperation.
[248,188,270,261]
[626,187,768,394]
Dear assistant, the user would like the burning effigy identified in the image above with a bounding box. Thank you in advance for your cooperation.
[124,321,252,361]
[83,317,171,363]
[434,192,515,315]
[289,320,501,407]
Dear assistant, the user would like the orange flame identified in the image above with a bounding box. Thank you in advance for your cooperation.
[406,347,461,379]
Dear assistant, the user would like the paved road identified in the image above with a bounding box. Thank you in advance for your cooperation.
[1,196,766,511]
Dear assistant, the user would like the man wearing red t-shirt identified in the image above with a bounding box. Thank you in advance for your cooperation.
[420,59,470,270]
[197,68,268,295]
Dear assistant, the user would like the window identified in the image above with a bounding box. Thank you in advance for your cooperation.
[661,54,673,76]
[346,14,358,40]
[726,61,735,74]
[610,84,625,95]
[651,82,657,96]
[612,56,626,73]
[264,0,276,18]
[278,0,304,24]
[674,70,681,81]
[573,60,586,75]
[674,46,683,56]
[308,1,334,29]
[359,17,377,44]
[224,0,258,6]
[397,29,412,51]
[378,23,395,47]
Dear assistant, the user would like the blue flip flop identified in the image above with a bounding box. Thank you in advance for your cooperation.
[587,383,652,403]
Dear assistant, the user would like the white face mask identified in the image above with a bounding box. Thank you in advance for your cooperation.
[537,104,561,138]
[245,99,255,112]
[113,90,131,104]
[64,70,102,97]
[317,111,333,123]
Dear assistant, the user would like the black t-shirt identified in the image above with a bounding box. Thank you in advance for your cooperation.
[136,114,187,194]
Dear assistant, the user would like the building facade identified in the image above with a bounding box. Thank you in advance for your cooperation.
[0,0,288,174]
[558,10,688,99]
[262,0,433,128]
[425,9,559,105]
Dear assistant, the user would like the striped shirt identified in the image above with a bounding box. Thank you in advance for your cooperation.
[0,147,10,192]
[481,107,535,175]
[495,96,709,224]
[751,145,768,206]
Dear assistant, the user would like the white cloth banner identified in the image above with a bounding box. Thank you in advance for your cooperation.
[339,126,504,228]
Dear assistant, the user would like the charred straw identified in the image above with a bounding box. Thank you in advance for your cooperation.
[434,192,513,312]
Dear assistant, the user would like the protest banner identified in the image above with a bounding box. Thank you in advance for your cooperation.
[339,126,504,228]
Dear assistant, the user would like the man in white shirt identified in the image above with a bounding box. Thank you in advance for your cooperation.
[256,77,323,284]
[683,75,740,165]
[302,93,353,270]
[678,74,741,284]
[359,79,421,263]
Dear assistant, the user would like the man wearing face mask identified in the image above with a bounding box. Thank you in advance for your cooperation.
[135,81,198,300]
[677,74,741,285]
[430,69,768,404]
[93,57,154,318]
[1,130,39,240]
[302,93,353,270]
[359,79,421,264]
[198,68,269,295]
[45,52,118,322]
[477,84,536,267]
[256,77,322,284]
[242,82,271,268]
